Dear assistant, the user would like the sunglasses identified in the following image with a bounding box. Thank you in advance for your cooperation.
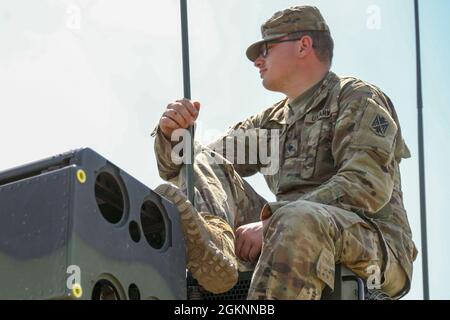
[259,36,316,59]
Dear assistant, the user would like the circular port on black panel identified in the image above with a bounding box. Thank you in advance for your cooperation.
[128,284,141,300]
[140,200,166,249]
[92,280,121,300]
[129,221,141,243]
[95,172,125,224]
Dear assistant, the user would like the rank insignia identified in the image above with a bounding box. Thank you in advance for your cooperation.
[371,114,389,137]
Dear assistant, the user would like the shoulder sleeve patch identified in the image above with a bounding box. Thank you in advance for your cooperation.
[351,98,398,155]
[371,114,390,137]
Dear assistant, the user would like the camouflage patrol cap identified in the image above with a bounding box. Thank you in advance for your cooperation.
[246,6,330,62]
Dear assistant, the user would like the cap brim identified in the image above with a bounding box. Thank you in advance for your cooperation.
[245,33,289,62]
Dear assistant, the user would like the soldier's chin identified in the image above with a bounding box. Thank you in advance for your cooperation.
[262,79,280,92]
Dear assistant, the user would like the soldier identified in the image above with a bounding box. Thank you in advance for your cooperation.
[151,5,417,299]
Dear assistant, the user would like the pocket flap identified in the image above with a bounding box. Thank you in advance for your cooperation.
[316,248,335,290]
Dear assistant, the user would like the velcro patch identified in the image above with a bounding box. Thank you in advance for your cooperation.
[371,114,389,137]
[351,98,398,155]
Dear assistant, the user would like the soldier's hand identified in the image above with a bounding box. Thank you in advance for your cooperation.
[159,99,201,140]
[235,221,264,263]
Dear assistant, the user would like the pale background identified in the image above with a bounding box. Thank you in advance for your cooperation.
[1,0,449,299]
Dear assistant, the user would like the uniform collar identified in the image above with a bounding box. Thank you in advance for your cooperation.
[307,71,340,110]
[287,76,325,111]
[282,71,340,125]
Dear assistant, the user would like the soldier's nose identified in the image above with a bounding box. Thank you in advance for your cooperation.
[254,56,264,68]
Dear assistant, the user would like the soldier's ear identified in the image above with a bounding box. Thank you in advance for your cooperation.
[298,36,313,57]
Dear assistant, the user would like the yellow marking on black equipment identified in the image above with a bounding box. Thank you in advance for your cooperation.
[76,169,87,184]
[72,283,83,299]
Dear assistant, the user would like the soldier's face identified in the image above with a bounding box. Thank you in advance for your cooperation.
[254,39,299,93]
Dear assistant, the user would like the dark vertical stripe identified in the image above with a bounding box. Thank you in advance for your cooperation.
[414,0,429,300]
[180,0,195,204]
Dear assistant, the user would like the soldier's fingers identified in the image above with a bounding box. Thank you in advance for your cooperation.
[163,109,187,128]
[240,240,252,262]
[169,104,195,126]
[248,245,261,263]
[235,225,244,238]
[160,116,180,130]
[176,99,199,119]
[193,101,201,112]
[235,231,245,257]
[191,101,201,116]
[235,232,247,259]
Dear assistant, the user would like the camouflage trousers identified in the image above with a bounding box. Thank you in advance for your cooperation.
[170,145,407,300]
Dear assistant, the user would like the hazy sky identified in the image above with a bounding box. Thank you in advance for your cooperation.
[1,0,449,299]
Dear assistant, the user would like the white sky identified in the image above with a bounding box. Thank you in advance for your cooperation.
[1,0,449,299]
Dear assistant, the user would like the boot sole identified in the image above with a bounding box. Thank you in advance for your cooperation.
[155,183,238,293]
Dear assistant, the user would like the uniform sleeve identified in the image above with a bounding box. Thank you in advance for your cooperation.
[298,96,398,214]
[151,125,183,181]
[151,113,264,180]
[152,103,280,182]
[206,115,263,178]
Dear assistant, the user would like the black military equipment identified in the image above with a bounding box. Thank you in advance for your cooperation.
[0,148,186,299]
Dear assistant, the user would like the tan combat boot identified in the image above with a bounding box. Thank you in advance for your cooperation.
[155,183,238,294]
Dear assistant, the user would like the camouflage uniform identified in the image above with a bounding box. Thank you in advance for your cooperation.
[152,7,417,300]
